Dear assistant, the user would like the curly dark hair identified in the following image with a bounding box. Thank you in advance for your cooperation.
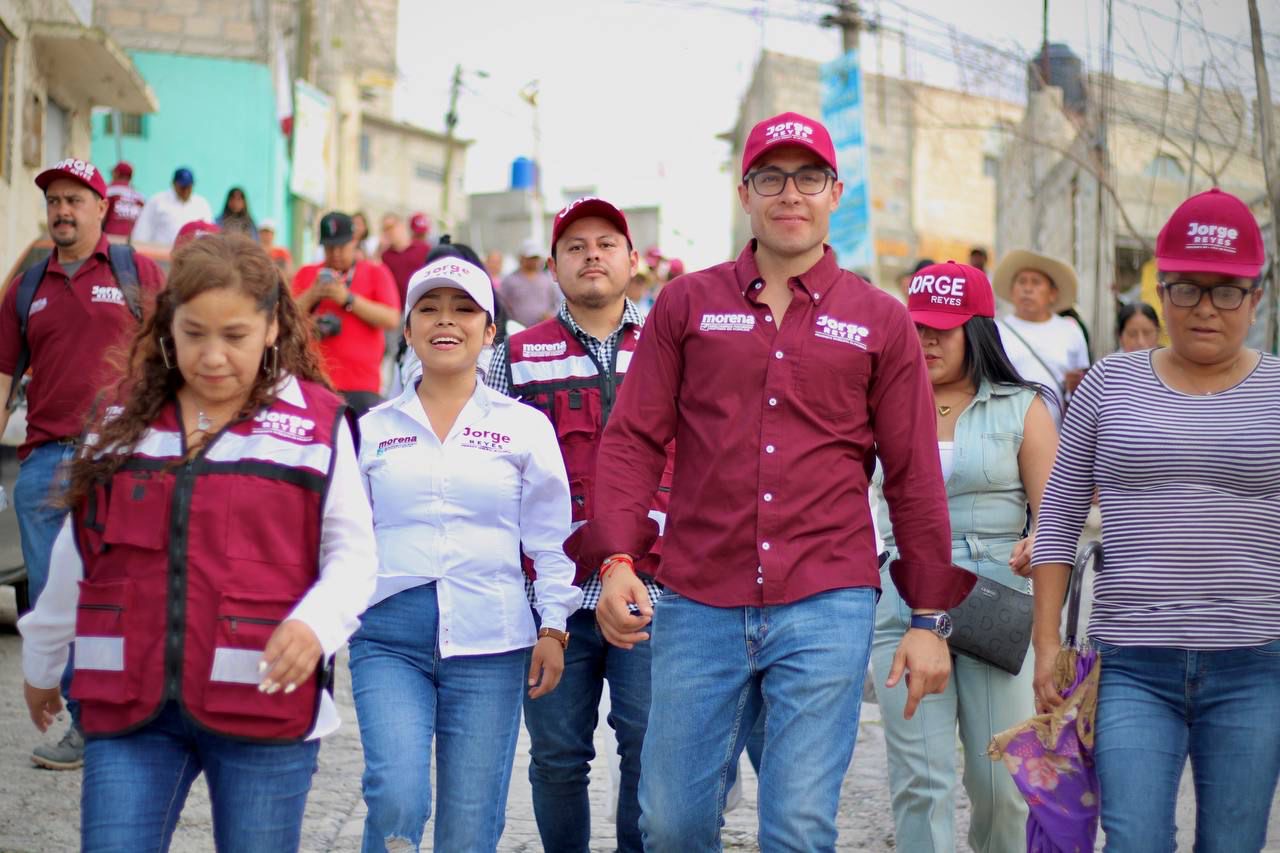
[64,233,330,506]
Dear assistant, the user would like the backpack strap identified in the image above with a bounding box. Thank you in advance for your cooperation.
[5,258,51,408]
[106,244,142,321]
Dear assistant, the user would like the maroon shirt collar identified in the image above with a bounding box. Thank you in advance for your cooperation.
[732,240,843,298]
[46,233,111,278]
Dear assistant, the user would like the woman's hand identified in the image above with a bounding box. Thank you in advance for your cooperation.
[24,682,63,732]
[527,637,565,699]
[1033,641,1065,714]
[259,619,323,695]
[1010,535,1034,577]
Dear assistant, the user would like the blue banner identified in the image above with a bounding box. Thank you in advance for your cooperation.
[820,50,873,272]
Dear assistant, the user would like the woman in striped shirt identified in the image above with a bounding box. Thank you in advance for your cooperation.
[1031,189,1280,852]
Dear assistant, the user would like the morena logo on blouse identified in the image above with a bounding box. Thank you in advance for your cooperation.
[461,426,511,453]
[252,411,317,442]
[376,435,417,456]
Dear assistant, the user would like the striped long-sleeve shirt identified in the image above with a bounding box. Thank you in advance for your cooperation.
[1032,349,1280,648]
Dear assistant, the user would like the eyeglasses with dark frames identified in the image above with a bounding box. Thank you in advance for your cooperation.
[1160,280,1255,310]
[742,167,836,197]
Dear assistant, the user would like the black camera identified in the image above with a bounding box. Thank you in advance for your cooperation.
[314,313,343,339]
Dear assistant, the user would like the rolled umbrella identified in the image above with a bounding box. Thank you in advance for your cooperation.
[989,542,1102,853]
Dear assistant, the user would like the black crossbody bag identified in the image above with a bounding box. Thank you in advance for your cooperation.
[946,573,1034,676]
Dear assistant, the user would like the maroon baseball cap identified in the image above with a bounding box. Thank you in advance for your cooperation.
[112,161,133,179]
[741,112,837,177]
[1156,188,1264,278]
[174,220,221,248]
[36,157,108,198]
[551,197,631,254]
[409,212,430,236]
[907,261,995,330]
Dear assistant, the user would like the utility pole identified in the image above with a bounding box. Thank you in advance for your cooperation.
[1248,0,1280,353]
[821,1,862,53]
[290,0,314,260]
[440,64,463,231]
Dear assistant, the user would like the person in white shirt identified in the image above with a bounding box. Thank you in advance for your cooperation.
[992,250,1090,423]
[17,234,377,852]
[130,167,214,247]
[353,257,581,852]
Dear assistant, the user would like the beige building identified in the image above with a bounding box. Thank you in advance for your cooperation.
[0,0,153,270]
[997,55,1272,353]
[357,111,470,238]
[723,51,1022,289]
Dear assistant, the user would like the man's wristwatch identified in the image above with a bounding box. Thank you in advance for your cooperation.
[910,612,953,640]
[538,627,570,650]
[343,292,356,312]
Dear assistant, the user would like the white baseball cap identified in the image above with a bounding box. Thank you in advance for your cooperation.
[519,237,543,258]
[403,258,496,321]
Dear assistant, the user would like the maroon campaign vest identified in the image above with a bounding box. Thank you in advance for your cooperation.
[70,380,347,742]
[508,317,673,581]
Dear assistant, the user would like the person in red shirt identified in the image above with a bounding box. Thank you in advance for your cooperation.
[578,113,976,849]
[103,162,144,241]
[292,212,400,416]
[0,156,165,770]
[378,212,431,307]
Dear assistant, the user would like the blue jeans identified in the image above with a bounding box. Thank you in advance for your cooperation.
[523,607,651,853]
[1094,639,1280,852]
[15,440,78,723]
[349,583,525,852]
[80,701,319,852]
[640,587,877,852]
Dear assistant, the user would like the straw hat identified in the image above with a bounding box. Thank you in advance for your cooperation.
[992,250,1079,311]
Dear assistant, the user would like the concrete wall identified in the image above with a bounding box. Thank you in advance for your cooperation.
[89,50,291,234]
[357,113,468,233]
[94,0,268,62]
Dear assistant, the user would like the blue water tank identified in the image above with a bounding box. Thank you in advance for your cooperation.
[510,157,538,191]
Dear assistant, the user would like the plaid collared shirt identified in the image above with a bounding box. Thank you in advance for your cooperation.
[485,299,663,611]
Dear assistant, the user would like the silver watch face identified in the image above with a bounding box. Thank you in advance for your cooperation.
[936,612,954,639]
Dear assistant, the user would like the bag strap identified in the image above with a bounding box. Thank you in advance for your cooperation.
[6,257,51,409]
[105,244,142,321]
[998,319,1067,410]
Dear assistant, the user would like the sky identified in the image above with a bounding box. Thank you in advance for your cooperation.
[395,0,1279,267]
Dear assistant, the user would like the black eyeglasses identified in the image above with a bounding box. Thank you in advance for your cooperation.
[742,167,836,197]
[1160,280,1255,310]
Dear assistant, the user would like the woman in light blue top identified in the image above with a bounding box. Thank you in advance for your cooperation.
[871,261,1058,853]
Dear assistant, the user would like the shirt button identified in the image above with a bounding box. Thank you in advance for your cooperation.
[765,314,773,323]
[762,542,771,551]
[813,292,821,301]
[757,577,764,585]
[755,282,763,290]
[758,565,764,573]
[774,351,783,360]
[763,492,773,502]
[769,397,778,407]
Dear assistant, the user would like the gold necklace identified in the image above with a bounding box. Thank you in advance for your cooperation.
[936,405,952,417]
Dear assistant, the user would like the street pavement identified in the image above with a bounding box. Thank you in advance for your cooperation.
[1,582,1279,851]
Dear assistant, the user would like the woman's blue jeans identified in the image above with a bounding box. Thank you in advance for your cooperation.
[1094,639,1280,852]
[80,701,320,852]
[348,583,525,853]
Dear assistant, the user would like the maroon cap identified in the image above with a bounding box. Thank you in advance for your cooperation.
[112,161,133,179]
[667,258,685,277]
[551,197,631,253]
[174,220,221,248]
[741,112,837,177]
[409,212,430,236]
[1156,188,1264,278]
[907,261,995,330]
[36,157,108,198]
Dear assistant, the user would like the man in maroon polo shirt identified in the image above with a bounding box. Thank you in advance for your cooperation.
[378,212,431,307]
[0,157,165,769]
[103,161,144,240]
[579,113,976,849]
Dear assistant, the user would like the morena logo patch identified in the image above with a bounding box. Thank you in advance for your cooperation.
[376,435,417,456]
[699,313,756,333]
[522,341,568,358]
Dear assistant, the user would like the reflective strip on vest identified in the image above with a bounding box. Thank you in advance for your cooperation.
[510,353,600,386]
[649,508,667,536]
[132,429,183,459]
[617,349,634,373]
[210,648,265,685]
[205,430,333,474]
[75,636,125,671]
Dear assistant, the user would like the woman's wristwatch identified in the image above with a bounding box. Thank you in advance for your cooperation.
[538,627,570,649]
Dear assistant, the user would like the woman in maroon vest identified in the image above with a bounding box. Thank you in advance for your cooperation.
[18,234,377,852]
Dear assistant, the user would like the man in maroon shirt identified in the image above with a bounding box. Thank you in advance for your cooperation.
[378,212,431,307]
[103,161,144,241]
[579,113,976,849]
[0,157,165,769]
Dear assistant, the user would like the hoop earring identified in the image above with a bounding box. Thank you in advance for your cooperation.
[159,337,175,370]
[262,344,279,379]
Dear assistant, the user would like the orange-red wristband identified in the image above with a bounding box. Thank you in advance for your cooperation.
[599,554,634,583]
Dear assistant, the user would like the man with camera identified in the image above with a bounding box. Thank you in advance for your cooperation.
[292,212,400,415]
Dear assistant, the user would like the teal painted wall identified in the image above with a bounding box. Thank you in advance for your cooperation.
[90,51,292,240]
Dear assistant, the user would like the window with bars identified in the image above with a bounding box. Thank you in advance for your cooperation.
[103,112,145,137]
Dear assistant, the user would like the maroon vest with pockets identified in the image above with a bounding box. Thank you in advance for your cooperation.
[70,379,346,742]
[507,317,673,582]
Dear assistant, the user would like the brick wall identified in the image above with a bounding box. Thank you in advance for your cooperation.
[94,0,268,62]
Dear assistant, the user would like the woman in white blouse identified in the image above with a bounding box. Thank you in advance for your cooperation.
[353,257,581,852]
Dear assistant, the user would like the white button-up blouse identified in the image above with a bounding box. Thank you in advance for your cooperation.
[358,380,582,657]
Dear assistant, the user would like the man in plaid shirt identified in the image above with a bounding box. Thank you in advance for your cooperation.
[487,197,669,853]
